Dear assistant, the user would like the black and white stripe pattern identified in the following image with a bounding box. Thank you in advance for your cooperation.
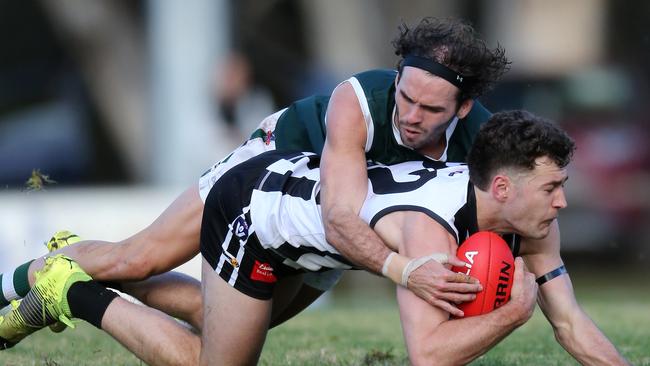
[214,207,255,286]
[251,152,350,271]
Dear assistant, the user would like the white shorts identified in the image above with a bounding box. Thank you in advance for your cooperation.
[197,108,342,292]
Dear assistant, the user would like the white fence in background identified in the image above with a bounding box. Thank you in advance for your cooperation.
[0,187,202,279]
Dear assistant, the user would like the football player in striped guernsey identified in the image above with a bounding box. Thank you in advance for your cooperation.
[1,17,508,325]
[3,111,629,365]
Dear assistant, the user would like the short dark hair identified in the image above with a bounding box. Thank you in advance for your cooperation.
[467,110,576,190]
[392,17,510,101]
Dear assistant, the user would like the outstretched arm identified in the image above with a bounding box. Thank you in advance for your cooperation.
[522,221,630,365]
[320,81,479,316]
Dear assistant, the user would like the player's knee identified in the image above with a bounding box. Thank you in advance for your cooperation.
[106,238,161,281]
[118,249,159,281]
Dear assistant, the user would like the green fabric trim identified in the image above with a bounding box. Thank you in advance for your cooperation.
[13,260,34,297]
[249,128,266,140]
[0,273,8,306]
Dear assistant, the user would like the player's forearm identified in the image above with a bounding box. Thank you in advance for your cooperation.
[323,205,393,275]
[555,310,630,365]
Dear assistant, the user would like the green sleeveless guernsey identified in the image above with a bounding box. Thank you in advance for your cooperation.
[257,69,491,163]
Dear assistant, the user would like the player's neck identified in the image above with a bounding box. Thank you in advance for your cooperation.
[416,136,447,160]
[474,187,513,234]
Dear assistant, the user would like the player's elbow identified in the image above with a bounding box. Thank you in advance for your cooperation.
[549,305,583,343]
[322,204,356,239]
[409,350,464,366]
[550,308,586,353]
[408,340,467,366]
[552,315,584,352]
[409,345,435,366]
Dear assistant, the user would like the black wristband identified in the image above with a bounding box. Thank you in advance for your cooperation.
[536,265,568,285]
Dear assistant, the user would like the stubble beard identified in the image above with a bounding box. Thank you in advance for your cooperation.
[399,119,449,152]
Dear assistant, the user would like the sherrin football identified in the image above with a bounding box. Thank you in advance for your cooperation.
[451,231,515,317]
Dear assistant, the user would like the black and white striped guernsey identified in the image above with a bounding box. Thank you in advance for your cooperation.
[245,151,479,272]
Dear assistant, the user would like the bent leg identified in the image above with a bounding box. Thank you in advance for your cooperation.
[200,258,272,366]
[122,271,203,330]
[27,185,204,285]
[123,271,320,334]
[102,297,200,366]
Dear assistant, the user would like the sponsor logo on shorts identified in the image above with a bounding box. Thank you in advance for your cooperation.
[250,260,277,283]
[233,216,249,240]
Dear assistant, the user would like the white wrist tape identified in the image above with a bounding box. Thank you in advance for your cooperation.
[381,252,397,277]
[401,253,449,287]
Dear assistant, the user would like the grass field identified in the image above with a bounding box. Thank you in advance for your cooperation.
[2,269,649,365]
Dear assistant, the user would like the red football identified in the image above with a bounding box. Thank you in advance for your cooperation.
[451,231,515,317]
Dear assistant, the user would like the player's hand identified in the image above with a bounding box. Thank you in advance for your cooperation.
[505,257,538,325]
[407,256,483,317]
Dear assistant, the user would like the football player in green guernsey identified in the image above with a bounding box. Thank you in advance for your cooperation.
[0,17,508,330]
[2,111,629,365]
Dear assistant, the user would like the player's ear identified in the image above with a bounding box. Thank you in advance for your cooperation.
[491,173,510,202]
[456,99,474,119]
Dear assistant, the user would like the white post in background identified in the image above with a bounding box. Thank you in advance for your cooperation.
[148,0,235,186]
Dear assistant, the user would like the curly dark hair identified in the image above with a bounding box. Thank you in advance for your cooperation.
[467,110,576,190]
[392,17,510,101]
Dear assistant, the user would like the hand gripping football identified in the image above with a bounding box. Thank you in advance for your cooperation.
[451,231,514,317]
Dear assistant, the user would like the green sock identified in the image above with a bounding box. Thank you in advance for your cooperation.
[0,260,34,307]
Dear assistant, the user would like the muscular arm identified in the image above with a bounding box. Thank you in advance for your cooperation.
[380,212,537,365]
[320,82,480,316]
[522,221,630,365]
[320,81,395,275]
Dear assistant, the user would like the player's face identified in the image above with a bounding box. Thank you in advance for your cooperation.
[505,157,569,239]
[394,67,468,159]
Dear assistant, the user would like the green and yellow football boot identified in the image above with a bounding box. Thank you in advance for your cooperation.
[0,300,20,350]
[46,230,82,332]
[0,255,91,349]
[45,230,81,252]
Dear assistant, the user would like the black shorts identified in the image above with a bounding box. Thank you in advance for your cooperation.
[199,151,304,300]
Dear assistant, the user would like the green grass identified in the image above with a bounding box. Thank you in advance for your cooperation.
[2,270,649,365]
[1,324,143,366]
